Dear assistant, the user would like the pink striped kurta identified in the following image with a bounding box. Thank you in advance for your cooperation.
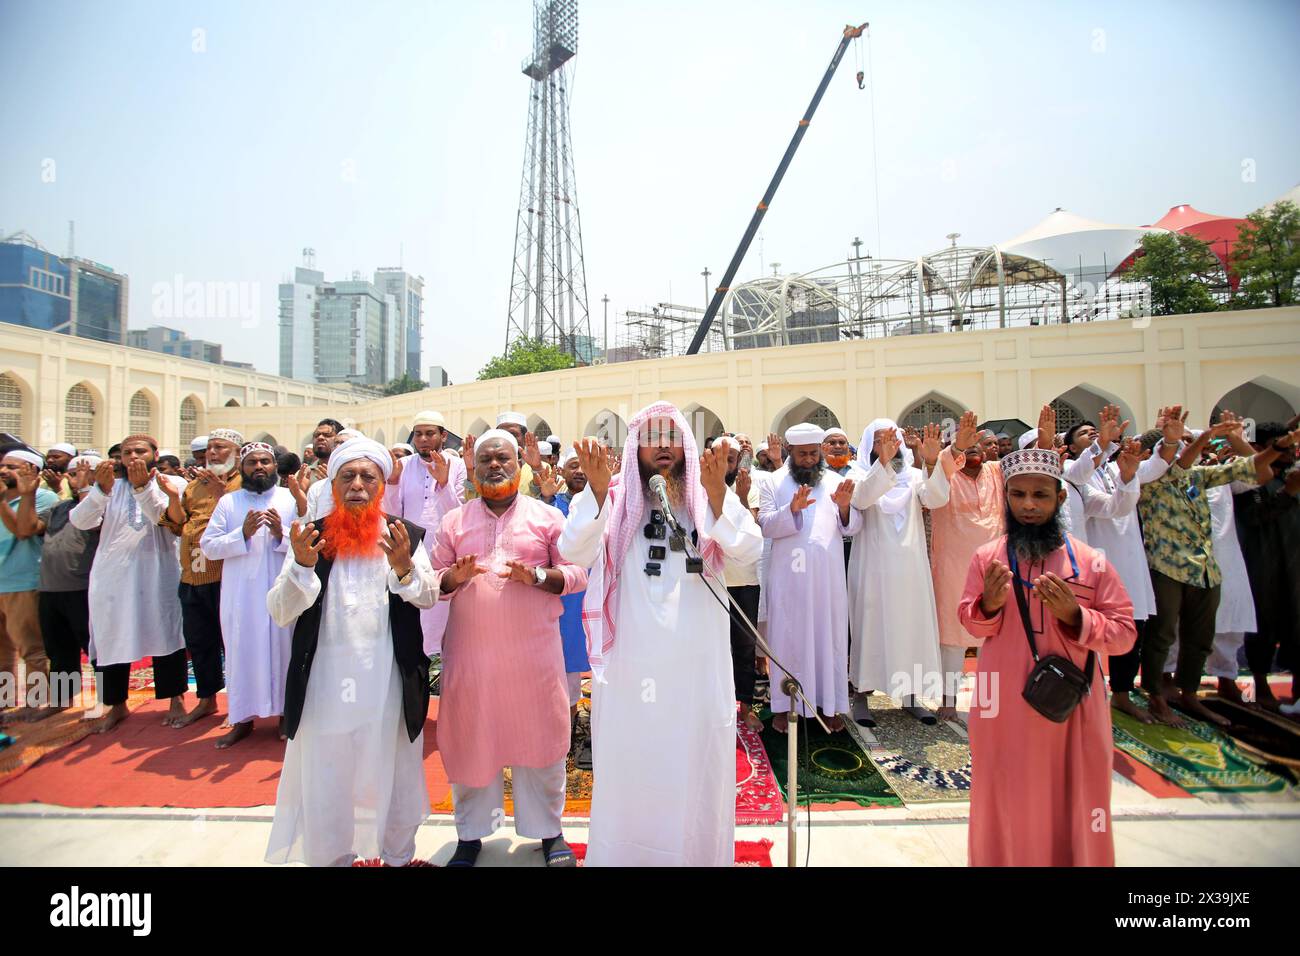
[430,496,588,788]
[959,534,1136,866]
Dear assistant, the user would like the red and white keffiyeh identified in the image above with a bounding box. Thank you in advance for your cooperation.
[581,401,725,677]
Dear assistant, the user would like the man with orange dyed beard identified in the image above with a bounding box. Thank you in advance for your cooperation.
[264,438,438,867]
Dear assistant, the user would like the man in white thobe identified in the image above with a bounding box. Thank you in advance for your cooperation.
[382,409,465,656]
[847,419,957,725]
[199,442,296,748]
[759,423,860,732]
[559,402,762,867]
[265,438,437,867]
[70,435,192,732]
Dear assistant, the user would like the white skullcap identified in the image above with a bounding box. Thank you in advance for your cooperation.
[391,442,415,455]
[68,454,102,470]
[325,437,393,482]
[412,410,445,428]
[190,435,210,451]
[476,428,519,453]
[337,428,363,441]
[757,440,769,452]
[1018,429,1039,450]
[714,435,740,452]
[496,411,527,429]
[538,440,553,456]
[48,442,77,456]
[784,422,826,446]
[558,445,578,467]
[3,448,44,468]
[159,448,178,458]
[822,428,848,440]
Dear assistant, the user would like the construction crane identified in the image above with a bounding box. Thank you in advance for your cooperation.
[686,21,868,355]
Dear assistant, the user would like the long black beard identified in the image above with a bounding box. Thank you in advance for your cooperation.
[790,458,826,488]
[639,456,687,508]
[242,472,277,494]
[725,467,738,487]
[1005,502,1065,563]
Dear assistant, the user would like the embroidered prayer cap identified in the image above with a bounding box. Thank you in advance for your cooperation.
[496,411,527,429]
[1001,448,1063,483]
[208,428,244,448]
[412,410,445,428]
[785,422,826,447]
[822,427,848,441]
[190,435,210,452]
[326,437,393,482]
[240,441,276,459]
[124,434,159,450]
[3,447,44,468]
[475,428,519,453]
[390,442,416,455]
[48,442,77,456]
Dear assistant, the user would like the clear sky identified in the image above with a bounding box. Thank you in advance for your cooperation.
[2,0,1297,382]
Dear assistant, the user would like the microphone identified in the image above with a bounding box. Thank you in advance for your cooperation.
[647,474,684,534]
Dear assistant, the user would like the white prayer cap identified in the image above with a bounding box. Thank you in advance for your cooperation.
[538,440,553,456]
[1018,429,1039,450]
[496,411,527,429]
[476,428,519,453]
[190,435,210,452]
[734,433,751,444]
[1002,448,1062,483]
[714,435,740,452]
[68,454,102,469]
[48,442,77,456]
[337,428,364,442]
[757,439,769,452]
[208,427,244,447]
[391,442,416,455]
[558,445,578,467]
[159,448,178,458]
[325,437,393,483]
[784,422,826,447]
[822,428,848,441]
[412,409,445,428]
[3,448,44,468]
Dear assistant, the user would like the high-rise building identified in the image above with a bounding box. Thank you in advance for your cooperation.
[315,279,395,388]
[374,267,424,379]
[427,365,451,388]
[128,325,224,364]
[0,233,127,344]
[278,265,324,380]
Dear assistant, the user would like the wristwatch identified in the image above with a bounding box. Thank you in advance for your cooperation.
[397,567,414,586]
[533,566,547,586]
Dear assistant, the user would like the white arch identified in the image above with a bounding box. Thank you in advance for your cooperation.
[65,380,104,451]
[0,369,34,442]
[526,414,554,441]
[770,396,840,436]
[1212,378,1297,427]
[128,387,159,438]
[1050,383,1136,437]
[682,403,726,446]
[584,408,628,446]
[897,390,967,430]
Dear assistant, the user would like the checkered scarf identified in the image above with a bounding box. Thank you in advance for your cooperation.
[581,401,724,679]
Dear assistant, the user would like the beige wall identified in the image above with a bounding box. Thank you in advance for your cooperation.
[0,323,361,452]
[6,307,1298,454]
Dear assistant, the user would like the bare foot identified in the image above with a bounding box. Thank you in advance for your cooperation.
[1178,691,1230,727]
[215,720,253,749]
[825,714,845,733]
[1111,691,1154,724]
[170,696,217,728]
[936,705,961,723]
[739,705,763,733]
[93,703,129,734]
[20,705,67,722]
[1146,695,1185,728]
[1161,676,1180,704]
[162,696,188,727]
[1215,678,1247,706]
[1255,679,1281,712]
[772,713,789,733]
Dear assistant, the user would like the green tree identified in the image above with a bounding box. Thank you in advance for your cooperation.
[383,372,426,396]
[1123,231,1221,316]
[1230,200,1300,309]
[477,337,575,380]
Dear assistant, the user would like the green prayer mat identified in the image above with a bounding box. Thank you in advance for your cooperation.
[758,709,902,808]
[842,696,972,804]
[1111,694,1293,795]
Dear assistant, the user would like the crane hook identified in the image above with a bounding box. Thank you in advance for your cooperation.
[856,70,865,90]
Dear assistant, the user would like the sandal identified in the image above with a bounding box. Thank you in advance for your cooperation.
[542,835,576,868]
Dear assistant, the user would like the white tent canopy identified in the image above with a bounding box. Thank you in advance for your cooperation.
[998,208,1164,279]
[1259,183,1300,215]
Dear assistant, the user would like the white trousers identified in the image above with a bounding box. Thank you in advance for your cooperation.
[940,644,967,702]
[451,759,567,841]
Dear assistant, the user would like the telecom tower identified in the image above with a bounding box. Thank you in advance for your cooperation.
[504,0,592,363]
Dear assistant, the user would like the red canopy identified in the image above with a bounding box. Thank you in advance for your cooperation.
[1151,204,1247,288]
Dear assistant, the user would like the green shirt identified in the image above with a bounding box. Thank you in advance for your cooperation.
[1137,455,1255,588]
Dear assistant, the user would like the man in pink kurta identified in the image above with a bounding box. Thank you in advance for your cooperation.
[930,424,1005,719]
[958,448,1136,867]
[430,429,587,868]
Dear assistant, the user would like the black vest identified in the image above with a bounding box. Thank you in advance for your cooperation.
[282,516,430,743]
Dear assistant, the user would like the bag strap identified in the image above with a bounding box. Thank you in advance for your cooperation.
[1008,539,1097,686]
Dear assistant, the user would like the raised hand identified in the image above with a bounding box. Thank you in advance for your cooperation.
[194,467,225,496]
[94,460,116,495]
[953,410,979,451]
[535,462,560,499]
[1037,404,1056,451]
[242,508,263,540]
[461,433,476,465]
[831,478,854,510]
[874,427,900,465]
[312,461,328,482]
[608,450,622,476]
[40,468,65,494]
[426,450,450,488]
[262,507,284,540]
[387,454,404,486]
[378,520,413,577]
[790,484,817,514]
[574,438,612,500]
[14,462,40,497]
[289,520,325,567]
[1033,572,1082,627]
[734,466,752,505]
[127,458,153,490]
[1116,438,1142,484]
[155,471,181,501]
[902,426,922,458]
[981,559,1012,615]
[441,553,487,593]
[69,460,93,495]
[294,463,311,490]
[766,432,785,466]
[698,443,728,503]
[522,432,542,469]
[1161,405,1188,444]
[499,559,539,585]
[920,421,944,467]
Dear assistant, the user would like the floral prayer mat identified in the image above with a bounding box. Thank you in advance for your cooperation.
[842,696,972,805]
[1111,693,1293,795]
[758,708,902,808]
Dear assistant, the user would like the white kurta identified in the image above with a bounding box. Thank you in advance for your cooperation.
[71,476,188,666]
[847,459,948,698]
[1210,483,1256,633]
[199,487,296,724]
[559,485,762,867]
[1084,453,1169,620]
[264,545,437,867]
[759,469,861,717]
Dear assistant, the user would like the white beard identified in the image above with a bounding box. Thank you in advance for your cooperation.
[207,458,236,477]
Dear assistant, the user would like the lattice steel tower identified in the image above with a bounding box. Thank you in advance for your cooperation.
[505,0,592,362]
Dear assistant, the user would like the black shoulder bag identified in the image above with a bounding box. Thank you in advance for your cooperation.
[1010,540,1095,723]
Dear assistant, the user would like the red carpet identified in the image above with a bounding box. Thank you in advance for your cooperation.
[1112,750,1192,799]
[568,839,774,867]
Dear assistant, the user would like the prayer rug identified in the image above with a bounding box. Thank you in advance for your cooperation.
[841,696,971,805]
[758,709,902,808]
[1111,693,1293,795]
[1198,697,1300,775]
[566,839,774,867]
